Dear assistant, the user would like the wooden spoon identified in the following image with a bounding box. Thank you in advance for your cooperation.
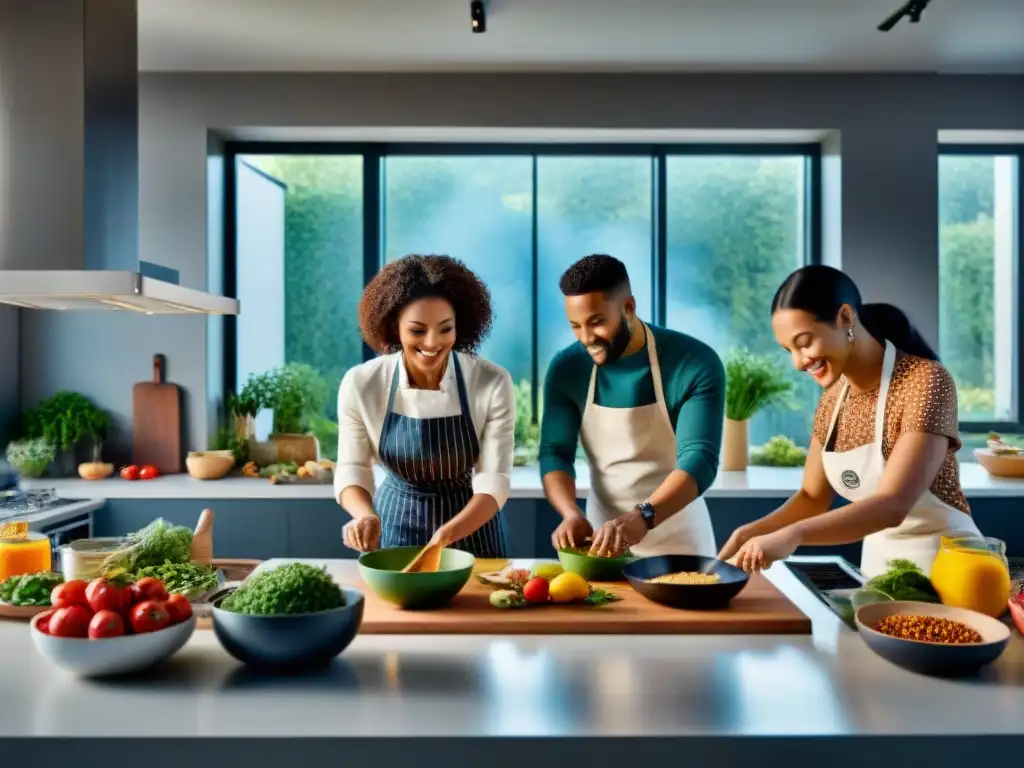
[401,542,443,574]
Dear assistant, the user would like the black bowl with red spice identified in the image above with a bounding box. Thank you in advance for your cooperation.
[855,600,1010,677]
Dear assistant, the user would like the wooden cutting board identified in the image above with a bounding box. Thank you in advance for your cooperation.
[132,353,182,473]
[356,573,812,635]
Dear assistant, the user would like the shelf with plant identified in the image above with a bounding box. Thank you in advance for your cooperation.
[17,391,110,475]
[723,349,795,471]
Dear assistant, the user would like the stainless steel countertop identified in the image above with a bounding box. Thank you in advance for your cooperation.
[2,557,1023,744]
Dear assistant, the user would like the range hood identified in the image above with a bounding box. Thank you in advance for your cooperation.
[0,0,239,316]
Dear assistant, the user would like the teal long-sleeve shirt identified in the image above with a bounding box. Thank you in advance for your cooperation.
[538,323,726,496]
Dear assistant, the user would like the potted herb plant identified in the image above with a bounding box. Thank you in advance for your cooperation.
[722,349,794,471]
[5,437,57,478]
[240,363,328,466]
[20,391,110,476]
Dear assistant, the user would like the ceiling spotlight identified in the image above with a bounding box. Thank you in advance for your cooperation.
[470,0,487,33]
[877,0,932,32]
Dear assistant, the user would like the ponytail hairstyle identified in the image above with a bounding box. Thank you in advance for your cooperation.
[771,266,939,361]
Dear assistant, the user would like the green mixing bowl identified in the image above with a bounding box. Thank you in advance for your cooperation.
[558,547,635,582]
[357,546,475,610]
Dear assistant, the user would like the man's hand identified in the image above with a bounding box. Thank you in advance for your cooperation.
[589,508,647,557]
[342,515,381,552]
[551,513,593,551]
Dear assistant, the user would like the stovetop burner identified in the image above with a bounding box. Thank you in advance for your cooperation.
[0,489,74,519]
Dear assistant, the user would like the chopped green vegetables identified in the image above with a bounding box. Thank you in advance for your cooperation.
[131,561,220,597]
[220,563,344,615]
[127,518,194,570]
[0,571,64,606]
[864,559,940,603]
[259,462,298,478]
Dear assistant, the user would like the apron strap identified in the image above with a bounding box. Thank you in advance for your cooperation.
[823,380,850,452]
[584,322,670,429]
[872,341,897,455]
[450,352,476,436]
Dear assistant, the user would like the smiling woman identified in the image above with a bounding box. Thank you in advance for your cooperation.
[334,254,516,559]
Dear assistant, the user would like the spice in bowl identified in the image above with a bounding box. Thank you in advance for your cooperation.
[872,614,983,645]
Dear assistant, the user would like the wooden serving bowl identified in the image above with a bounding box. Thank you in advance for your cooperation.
[186,451,235,480]
[974,449,1024,478]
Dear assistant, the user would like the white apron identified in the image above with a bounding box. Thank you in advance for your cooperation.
[820,340,981,579]
[579,322,717,558]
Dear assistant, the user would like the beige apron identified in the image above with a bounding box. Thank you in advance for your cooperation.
[579,322,717,558]
[821,340,981,579]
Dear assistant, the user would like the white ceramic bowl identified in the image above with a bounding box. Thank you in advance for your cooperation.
[30,614,196,677]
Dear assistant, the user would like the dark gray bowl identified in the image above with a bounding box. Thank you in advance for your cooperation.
[855,600,1011,677]
[211,586,365,672]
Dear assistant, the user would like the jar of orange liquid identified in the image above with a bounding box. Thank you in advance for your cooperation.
[930,535,1011,618]
[0,521,52,582]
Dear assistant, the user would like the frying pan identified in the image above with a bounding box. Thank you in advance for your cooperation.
[623,554,749,610]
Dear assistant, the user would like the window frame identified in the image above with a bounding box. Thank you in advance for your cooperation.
[223,141,822,424]
[938,144,1024,434]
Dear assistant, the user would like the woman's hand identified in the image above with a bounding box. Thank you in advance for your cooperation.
[733,527,803,573]
[342,515,381,552]
[428,523,455,549]
[717,525,753,564]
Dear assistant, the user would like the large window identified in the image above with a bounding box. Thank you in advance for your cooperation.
[939,150,1022,459]
[230,145,817,464]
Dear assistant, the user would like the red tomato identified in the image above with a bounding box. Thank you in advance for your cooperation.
[51,580,89,610]
[49,605,93,638]
[130,600,170,634]
[120,464,140,480]
[88,609,126,639]
[134,577,169,602]
[138,465,160,480]
[85,578,129,614]
[35,608,56,635]
[164,594,192,624]
[522,577,550,604]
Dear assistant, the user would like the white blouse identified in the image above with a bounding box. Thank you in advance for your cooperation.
[334,351,516,509]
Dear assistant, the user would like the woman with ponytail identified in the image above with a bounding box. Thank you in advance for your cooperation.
[718,265,982,578]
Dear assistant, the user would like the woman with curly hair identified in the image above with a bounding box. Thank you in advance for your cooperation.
[334,254,515,558]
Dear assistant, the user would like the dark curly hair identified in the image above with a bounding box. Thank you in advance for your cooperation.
[358,254,494,354]
[559,254,631,296]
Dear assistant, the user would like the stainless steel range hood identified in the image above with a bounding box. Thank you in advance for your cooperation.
[0,0,239,316]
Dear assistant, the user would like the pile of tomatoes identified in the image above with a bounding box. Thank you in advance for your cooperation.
[120,464,160,481]
[36,576,192,639]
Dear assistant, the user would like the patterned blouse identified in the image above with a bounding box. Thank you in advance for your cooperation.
[811,351,971,514]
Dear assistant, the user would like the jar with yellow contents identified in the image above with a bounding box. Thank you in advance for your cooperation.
[930,535,1011,618]
[0,521,53,583]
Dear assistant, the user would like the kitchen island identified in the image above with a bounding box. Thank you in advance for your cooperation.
[1,559,1022,766]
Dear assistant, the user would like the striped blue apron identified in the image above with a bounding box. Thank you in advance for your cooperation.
[373,352,510,558]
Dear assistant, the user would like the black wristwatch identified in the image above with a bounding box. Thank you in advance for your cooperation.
[636,502,657,529]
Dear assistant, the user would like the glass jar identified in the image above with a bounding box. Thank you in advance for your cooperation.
[0,530,53,582]
[930,535,1011,618]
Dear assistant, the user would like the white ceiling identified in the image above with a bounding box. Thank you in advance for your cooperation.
[137,0,1024,74]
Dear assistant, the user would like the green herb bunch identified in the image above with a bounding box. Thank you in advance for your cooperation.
[132,561,220,598]
[238,363,329,435]
[221,563,344,616]
[128,518,194,570]
[21,391,109,452]
[724,349,795,422]
[864,559,940,603]
[0,572,64,606]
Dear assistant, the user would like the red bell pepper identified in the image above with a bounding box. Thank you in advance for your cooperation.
[1008,595,1024,636]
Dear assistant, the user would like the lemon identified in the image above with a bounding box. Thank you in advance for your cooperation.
[549,572,590,603]
[533,563,564,581]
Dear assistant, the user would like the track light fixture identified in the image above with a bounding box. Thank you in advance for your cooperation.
[877,0,932,32]
[470,0,486,33]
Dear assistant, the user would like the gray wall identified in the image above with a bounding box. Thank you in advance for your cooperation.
[18,73,1024,454]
